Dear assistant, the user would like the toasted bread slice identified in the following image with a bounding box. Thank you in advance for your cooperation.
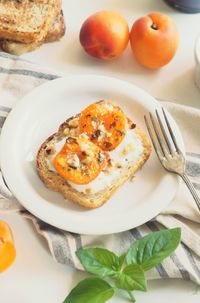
[44,10,65,43]
[36,107,151,209]
[0,10,65,55]
[0,0,61,43]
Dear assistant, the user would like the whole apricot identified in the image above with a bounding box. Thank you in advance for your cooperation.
[79,11,129,60]
[130,12,179,69]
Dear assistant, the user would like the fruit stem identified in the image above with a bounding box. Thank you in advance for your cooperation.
[127,291,136,302]
[151,23,158,30]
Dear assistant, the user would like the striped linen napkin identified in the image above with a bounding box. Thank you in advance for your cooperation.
[0,52,200,284]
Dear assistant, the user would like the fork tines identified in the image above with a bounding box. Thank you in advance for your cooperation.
[144,107,181,158]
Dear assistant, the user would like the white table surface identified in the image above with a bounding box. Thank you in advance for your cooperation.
[1,1,200,302]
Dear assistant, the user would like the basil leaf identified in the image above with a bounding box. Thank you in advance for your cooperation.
[126,228,181,271]
[118,253,126,270]
[76,248,120,277]
[115,264,147,291]
[63,278,114,303]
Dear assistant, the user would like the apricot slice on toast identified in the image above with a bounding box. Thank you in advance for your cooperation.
[53,136,108,185]
[79,101,127,151]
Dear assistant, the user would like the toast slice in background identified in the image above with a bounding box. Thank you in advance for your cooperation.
[0,0,61,43]
[0,10,65,55]
[36,102,151,209]
[44,10,65,43]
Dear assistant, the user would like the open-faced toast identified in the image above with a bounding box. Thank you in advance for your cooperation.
[36,101,151,208]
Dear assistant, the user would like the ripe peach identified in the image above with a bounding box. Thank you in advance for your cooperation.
[130,12,179,69]
[79,11,129,60]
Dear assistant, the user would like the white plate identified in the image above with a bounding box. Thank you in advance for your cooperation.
[0,75,184,235]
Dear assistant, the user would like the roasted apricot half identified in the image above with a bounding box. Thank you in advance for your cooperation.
[53,136,108,185]
[79,101,127,151]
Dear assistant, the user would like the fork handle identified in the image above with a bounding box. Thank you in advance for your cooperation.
[181,173,200,212]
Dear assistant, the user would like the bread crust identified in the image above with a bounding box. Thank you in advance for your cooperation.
[44,10,65,43]
[36,112,151,209]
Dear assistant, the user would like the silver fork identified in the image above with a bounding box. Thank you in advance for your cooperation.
[144,108,200,212]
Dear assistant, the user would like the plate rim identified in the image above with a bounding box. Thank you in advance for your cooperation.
[0,75,184,235]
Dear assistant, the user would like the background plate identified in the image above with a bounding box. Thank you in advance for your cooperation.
[0,75,184,235]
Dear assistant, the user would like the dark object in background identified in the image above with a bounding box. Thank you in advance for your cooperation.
[164,0,200,13]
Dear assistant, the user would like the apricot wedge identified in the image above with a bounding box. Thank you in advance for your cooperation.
[0,221,16,272]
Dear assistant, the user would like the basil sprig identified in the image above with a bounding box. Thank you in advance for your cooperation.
[63,228,181,303]
[126,228,181,271]
[76,247,121,277]
[63,278,114,303]
[115,264,147,291]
